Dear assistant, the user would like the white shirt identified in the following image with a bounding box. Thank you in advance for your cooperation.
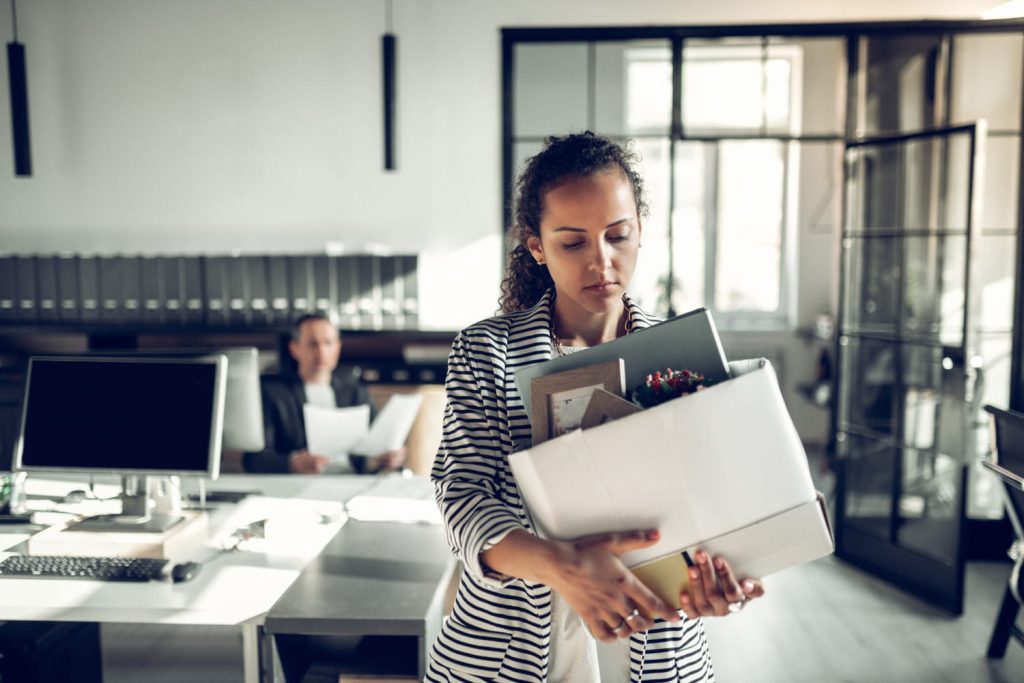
[303,382,336,409]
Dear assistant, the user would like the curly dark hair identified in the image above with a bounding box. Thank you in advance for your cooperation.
[498,131,648,314]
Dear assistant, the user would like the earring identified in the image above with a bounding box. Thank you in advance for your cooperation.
[536,258,545,265]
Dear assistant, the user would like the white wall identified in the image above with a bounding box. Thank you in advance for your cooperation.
[0,0,1004,332]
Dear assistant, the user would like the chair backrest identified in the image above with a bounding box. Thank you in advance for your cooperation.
[984,404,1024,541]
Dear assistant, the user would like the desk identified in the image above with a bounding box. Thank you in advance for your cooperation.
[0,474,452,683]
[264,517,455,681]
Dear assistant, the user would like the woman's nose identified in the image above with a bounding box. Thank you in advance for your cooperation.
[588,241,611,270]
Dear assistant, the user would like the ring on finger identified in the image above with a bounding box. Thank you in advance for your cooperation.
[623,608,641,625]
[611,617,630,634]
[726,598,747,614]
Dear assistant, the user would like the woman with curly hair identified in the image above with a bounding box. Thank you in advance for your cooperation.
[427,132,764,682]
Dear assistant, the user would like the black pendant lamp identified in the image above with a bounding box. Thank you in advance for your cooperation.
[382,0,396,171]
[7,0,31,177]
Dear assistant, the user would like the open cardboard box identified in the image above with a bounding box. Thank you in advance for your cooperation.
[509,358,834,607]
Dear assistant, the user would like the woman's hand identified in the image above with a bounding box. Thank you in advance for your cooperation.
[679,550,765,618]
[543,530,681,643]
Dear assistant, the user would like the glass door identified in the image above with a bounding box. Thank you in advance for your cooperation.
[835,123,984,615]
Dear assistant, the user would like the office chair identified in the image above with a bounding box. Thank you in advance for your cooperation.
[983,404,1024,659]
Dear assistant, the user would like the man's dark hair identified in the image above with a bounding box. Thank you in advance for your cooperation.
[291,311,337,341]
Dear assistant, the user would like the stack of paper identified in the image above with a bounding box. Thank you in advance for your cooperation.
[344,473,441,524]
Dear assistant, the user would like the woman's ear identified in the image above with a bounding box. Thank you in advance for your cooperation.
[527,235,545,264]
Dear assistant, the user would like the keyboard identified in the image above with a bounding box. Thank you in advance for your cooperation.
[0,555,169,582]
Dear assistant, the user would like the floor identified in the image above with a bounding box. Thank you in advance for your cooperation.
[99,556,1023,683]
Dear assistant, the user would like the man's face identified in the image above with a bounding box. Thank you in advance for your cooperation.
[289,319,341,380]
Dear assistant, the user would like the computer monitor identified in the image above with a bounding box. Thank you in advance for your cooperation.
[210,347,264,453]
[14,355,227,531]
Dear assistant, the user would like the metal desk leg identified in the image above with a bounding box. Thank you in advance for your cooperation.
[241,618,263,683]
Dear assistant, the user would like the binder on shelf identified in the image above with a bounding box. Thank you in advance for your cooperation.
[288,255,314,317]
[203,256,229,326]
[181,256,204,327]
[140,256,164,326]
[77,255,100,323]
[354,254,381,330]
[35,256,59,323]
[159,256,185,326]
[267,255,290,327]
[119,256,142,324]
[311,255,335,319]
[398,254,418,329]
[379,256,400,329]
[245,256,271,327]
[97,256,121,324]
[225,256,250,327]
[55,255,80,324]
[0,255,16,322]
[334,255,358,329]
[14,255,38,323]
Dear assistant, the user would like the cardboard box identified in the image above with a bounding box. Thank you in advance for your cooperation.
[509,359,834,586]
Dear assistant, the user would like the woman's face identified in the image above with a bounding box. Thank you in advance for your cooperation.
[528,169,641,319]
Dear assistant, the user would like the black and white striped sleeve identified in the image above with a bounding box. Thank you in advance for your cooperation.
[431,330,526,587]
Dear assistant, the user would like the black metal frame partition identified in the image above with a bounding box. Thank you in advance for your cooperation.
[502,18,1024,614]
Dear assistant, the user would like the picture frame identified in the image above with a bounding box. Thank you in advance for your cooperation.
[530,358,625,445]
[579,388,643,430]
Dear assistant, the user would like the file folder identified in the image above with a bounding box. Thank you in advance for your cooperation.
[311,255,335,318]
[119,256,142,324]
[334,255,358,329]
[77,255,100,324]
[97,256,121,325]
[159,256,185,326]
[55,255,80,324]
[379,256,400,329]
[181,257,204,327]
[140,256,164,326]
[267,255,290,327]
[0,255,16,322]
[203,256,229,326]
[398,254,418,329]
[14,255,37,323]
[354,255,381,329]
[35,256,59,323]
[225,256,250,327]
[245,255,271,327]
[288,255,314,316]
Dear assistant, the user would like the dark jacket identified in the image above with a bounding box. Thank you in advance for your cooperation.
[242,368,375,473]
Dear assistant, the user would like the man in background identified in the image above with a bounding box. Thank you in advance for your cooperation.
[242,312,407,474]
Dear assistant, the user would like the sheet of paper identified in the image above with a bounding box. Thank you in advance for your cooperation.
[351,393,423,456]
[344,472,441,524]
[303,403,371,459]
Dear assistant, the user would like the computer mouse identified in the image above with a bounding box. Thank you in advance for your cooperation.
[170,561,202,583]
[62,490,87,504]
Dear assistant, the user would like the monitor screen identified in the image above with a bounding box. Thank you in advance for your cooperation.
[15,356,226,476]
[75,347,264,452]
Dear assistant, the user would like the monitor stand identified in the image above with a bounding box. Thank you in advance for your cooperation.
[65,475,184,533]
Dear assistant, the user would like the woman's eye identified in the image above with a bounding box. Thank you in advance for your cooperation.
[608,235,629,243]
[561,241,585,250]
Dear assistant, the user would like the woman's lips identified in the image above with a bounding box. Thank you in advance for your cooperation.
[584,281,616,293]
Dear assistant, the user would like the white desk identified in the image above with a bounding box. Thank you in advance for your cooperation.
[0,474,386,683]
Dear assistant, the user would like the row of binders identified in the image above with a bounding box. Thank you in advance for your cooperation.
[0,253,419,330]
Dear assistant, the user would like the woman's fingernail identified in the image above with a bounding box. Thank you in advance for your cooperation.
[696,551,707,564]
[680,593,690,605]
[742,580,754,593]
[689,568,700,580]
[646,530,660,541]
[713,557,724,570]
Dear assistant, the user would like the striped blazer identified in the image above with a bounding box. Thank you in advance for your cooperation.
[427,290,714,683]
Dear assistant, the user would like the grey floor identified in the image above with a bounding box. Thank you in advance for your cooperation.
[100,557,1024,683]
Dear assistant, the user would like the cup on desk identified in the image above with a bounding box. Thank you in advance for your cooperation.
[0,472,27,514]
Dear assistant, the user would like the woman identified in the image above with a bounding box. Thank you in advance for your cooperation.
[428,132,764,682]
